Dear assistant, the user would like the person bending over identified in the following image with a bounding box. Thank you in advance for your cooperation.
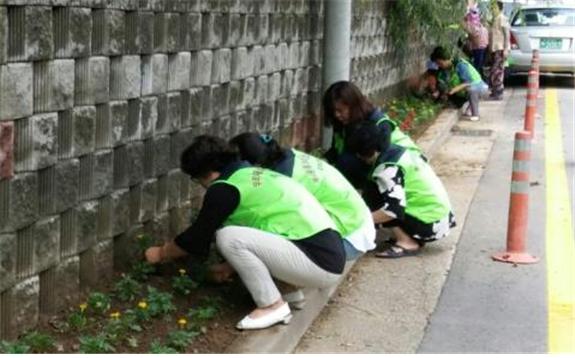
[145,136,345,330]
[346,122,456,258]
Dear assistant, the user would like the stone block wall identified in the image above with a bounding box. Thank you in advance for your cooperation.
[0,0,326,340]
[350,0,427,102]
[0,0,426,339]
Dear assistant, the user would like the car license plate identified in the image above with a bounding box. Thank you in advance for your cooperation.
[540,38,562,50]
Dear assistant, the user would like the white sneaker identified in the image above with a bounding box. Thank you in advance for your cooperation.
[469,116,480,121]
[283,290,306,310]
[235,303,292,330]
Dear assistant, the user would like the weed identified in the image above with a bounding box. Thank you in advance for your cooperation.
[113,274,143,302]
[67,311,88,331]
[78,334,115,353]
[136,234,154,252]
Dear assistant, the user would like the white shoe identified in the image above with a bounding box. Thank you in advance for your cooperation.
[469,116,480,121]
[235,303,292,330]
[283,290,306,310]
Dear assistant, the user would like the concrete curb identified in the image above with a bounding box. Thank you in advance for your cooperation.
[226,108,461,354]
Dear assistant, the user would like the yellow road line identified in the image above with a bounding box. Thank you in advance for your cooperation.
[545,89,575,353]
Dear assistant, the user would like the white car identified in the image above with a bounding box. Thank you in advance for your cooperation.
[508,4,575,75]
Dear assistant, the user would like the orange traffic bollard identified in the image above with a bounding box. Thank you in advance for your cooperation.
[523,69,538,137]
[531,49,540,92]
[492,131,539,264]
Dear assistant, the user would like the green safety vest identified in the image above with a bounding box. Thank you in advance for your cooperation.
[439,58,483,97]
[291,149,368,237]
[215,167,336,239]
[374,114,421,153]
[372,145,451,223]
[332,112,420,155]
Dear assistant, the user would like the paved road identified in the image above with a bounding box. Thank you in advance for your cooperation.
[419,75,574,353]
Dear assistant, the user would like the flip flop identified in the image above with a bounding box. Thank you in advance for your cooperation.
[375,244,420,259]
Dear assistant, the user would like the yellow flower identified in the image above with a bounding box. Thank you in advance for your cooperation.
[138,301,148,310]
[110,311,121,320]
[177,318,187,328]
[178,268,186,276]
[79,303,88,312]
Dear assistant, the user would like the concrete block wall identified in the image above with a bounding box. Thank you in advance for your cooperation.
[350,0,427,102]
[0,0,426,340]
[0,0,326,340]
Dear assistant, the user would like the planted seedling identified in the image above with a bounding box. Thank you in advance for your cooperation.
[78,334,115,353]
[113,273,142,302]
[145,286,176,317]
[0,340,30,354]
[165,330,200,352]
[149,340,178,354]
[171,269,199,296]
[87,292,112,315]
[19,331,56,353]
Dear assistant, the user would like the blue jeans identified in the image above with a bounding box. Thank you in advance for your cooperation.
[343,240,363,261]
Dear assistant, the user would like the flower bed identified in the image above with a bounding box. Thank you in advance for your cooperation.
[383,95,443,140]
[0,235,251,354]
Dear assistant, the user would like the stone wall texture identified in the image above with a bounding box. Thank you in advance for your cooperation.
[0,0,425,339]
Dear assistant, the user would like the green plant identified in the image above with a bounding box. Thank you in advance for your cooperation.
[145,287,176,317]
[165,330,200,352]
[87,292,112,315]
[131,261,156,281]
[149,340,178,354]
[20,331,56,353]
[114,274,143,302]
[136,234,154,252]
[0,340,30,354]
[385,0,466,70]
[104,312,142,344]
[171,269,199,296]
[67,311,88,331]
[78,334,115,353]
[188,306,218,321]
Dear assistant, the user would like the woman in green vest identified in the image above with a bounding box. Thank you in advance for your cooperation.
[144,135,345,330]
[323,81,421,188]
[230,132,376,261]
[431,46,489,122]
[346,122,456,258]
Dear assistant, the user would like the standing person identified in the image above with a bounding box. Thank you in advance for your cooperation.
[431,46,489,121]
[462,5,489,77]
[230,132,376,261]
[323,81,421,188]
[488,0,510,100]
[144,135,345,330]
[347,122,456,258]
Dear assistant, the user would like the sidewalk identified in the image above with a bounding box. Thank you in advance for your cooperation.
[226,95,508,353]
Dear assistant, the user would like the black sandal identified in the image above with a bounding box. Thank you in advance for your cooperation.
[375,244,420,259]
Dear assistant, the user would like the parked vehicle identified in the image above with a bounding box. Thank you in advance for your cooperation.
[508,4,575,75]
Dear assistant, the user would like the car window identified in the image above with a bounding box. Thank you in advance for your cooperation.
[512,8,575,26]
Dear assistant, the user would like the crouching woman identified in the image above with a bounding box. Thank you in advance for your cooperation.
[144,135,345,330]
[347,122,456,258]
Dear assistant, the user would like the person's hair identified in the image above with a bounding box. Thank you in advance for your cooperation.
[430,46,451,62]
[322,81,375,130]
[180,135,239,178]
[496,1,503,11]
[229,132,285,168]
[346,121,390,158]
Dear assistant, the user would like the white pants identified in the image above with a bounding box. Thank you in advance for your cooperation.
[216,226,342,307]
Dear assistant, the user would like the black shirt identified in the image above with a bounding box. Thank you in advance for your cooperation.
[174,161,345,274]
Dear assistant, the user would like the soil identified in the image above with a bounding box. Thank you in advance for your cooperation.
[35,262,255,353]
